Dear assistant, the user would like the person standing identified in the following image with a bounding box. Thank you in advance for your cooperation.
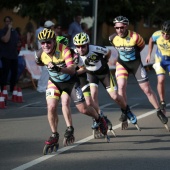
[109,16,168,130]
[68,13,83,48]
[35,18,45,50]
[0,16,19,93]
[23,21,35,50]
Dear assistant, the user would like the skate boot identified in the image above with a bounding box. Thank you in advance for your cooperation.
[160,101,166,115]
[92,119,103,139]
[121,106,141,131]
[43,132,59,155]
[157,110,169,131]
[96,115,110,142]
[104,116,116,137]
[63,126,75,146]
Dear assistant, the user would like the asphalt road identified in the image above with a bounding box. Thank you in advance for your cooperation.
[0,70,170,170]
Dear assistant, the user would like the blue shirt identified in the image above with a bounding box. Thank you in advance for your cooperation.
[0,27,19,59]
[68,21,82,47]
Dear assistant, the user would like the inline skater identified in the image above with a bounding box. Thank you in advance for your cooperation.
[109,16,169,131]
[57,36,116,139]
[146,20,170,115]
[73,32,141,131]
[35,29,108,154]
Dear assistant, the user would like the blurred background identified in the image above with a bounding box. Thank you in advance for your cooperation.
[0,0,169,46]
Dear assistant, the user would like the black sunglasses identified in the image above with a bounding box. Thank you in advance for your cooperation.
[115,26,125,30]
[41,41,52,45]
[76,45,86,49]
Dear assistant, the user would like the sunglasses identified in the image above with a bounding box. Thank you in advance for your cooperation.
[41,41,52,45]
[76,45,86,49]
[162,32,170,36]
[115,26,125,30]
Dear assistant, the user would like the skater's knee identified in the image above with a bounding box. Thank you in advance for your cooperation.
[47,103,57,113]
[142,86,152,96]
[76,102,88,114]
[110,92,119,101]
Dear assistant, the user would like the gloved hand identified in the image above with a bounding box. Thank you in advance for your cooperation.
[73,53,79,65]
[35,49,44,65]
[49,62,61,72]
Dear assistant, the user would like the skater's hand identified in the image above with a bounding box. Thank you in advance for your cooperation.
[121,121,128,130]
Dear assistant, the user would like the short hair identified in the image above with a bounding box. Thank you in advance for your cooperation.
[4,16,13,22]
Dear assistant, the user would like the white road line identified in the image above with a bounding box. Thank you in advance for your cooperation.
[12,103,170,170]
[18,102,41,109]
[100,103,113,109]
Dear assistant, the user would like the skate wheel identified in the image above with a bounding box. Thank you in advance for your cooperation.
[164,124,170,132]
[92,129,97,139]
[53,143,59,152]
[63,138,67,147]
[43,145,50,155]
[110,130,116,137]
[105,135,110,143]
[135,124,141,131]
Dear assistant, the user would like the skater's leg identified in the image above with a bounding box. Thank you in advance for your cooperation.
[46,98,59,133]
[117,77,128,103]
[139,81,160,109]
[76,102,108,135]
[157,75,165,103]
[61,93,73,127]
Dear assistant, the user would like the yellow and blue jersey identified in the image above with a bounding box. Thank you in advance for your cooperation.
[41,43,74,82]
[152,30,170,57]
[110,30,145,61]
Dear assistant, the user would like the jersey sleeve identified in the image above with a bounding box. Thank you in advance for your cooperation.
[133,32,145,48]
[151,30,161,42]
[62,46,74,67]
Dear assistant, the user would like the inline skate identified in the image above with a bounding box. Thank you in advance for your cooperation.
[157,109,169,131]
[43,132,59,155]
[92,115,110,142]
[120,105,141,131]
[63,126,75,146]
[104,116,116,137]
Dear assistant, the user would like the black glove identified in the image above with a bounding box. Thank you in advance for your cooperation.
[51,62,61,72]
[35,49,44,65]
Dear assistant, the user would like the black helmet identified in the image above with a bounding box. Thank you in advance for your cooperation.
[162,20,170,33]
[113,16,129,25]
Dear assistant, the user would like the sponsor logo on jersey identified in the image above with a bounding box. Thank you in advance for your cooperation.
[55,51,60,59]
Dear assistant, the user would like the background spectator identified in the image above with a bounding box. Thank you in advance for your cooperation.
[35,18,45,50]
[68,13,82,47]
[0,16,19,92]
[44,20,55,30]
[54,24,62,36]
[23,21,35,50]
